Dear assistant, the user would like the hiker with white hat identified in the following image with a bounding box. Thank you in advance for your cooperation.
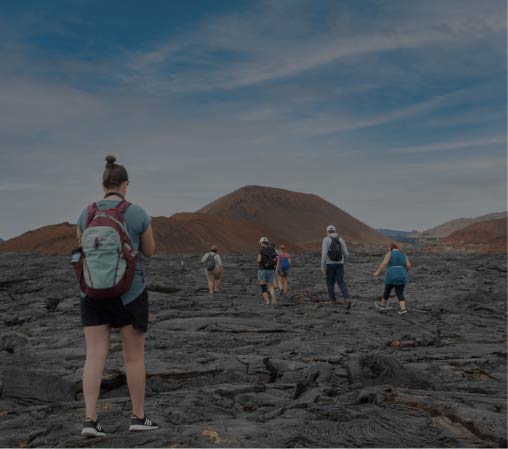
[257,237,277,304]
[321,225,350,306]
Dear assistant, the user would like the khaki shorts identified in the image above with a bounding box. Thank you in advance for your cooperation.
[206,267,222,281]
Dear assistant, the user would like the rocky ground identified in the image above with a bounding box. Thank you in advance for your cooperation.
[0,251,506,448]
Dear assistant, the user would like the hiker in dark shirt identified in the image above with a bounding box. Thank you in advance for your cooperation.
[257,237,277,304]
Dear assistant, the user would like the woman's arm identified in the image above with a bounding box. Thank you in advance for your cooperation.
[373,252,391,276]
[275,256,280,271]
[76,228,82,244]
[139,224,155,257]
[406,255,411,271]
[257,253,262,265]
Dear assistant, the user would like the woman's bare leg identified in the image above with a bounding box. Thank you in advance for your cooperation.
[268,283,276,304]
[282,278,288,294]
[214,275,221,292]
[83,325,111,421]
[207,277,214,294]
[120,325,146,418]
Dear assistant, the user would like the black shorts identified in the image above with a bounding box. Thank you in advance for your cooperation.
[383,284,405,301]
[80,289,149,332]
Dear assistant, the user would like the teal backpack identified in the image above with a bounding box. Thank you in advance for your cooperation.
[73,201,138,299]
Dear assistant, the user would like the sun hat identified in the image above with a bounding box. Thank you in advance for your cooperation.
[326,225,336,233]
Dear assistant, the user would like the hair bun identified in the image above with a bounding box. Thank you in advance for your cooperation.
[105,155,117,167]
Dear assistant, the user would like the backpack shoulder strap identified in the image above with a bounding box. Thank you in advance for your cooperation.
[85,203,98,228]
[115,200,132,214]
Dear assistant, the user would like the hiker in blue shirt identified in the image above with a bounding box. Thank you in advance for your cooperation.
[76,155,158,437]
[373,241,411,315]
[275,244,291,299]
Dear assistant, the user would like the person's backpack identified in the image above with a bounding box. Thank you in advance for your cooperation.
[260,246,277,270]
[327,237,343,262]
[73,201,138,299]
[279,255,290,271]
[206,253,217,271]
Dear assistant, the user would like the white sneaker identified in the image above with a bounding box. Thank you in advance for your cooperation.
[81,419,106,437]
[129,415,159,432]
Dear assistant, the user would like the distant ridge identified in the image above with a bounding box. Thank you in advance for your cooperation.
[198,185,388,248]
[377,228,420,242]
[0,223,76,255]
[441,217,507,253]
[423,211,507,239]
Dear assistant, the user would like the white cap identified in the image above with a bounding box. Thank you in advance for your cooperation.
[259,236,269,244]
[326,225,336,233]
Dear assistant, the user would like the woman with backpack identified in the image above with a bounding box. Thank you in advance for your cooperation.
[373,241,411,315]
[75,155,158,437]
[275,244,291,298]
[201,245,224,294]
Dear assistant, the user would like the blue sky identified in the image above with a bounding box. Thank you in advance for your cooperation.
[0,0,506,239]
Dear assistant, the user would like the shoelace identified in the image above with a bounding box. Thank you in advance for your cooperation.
[96,423,103,432]
[144,417,152,426]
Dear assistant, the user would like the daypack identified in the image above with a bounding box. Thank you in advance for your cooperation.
[73,200,138,299]
[279,255,290,271]
[328,237,343,262]
[260,246,277,270]
[206,253,217,271]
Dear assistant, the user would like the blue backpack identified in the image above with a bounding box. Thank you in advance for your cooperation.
[280,255,290,271]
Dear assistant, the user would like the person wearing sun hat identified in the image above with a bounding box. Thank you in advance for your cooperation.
[201,245,224,295]
[321,225,350,306]
[257,237,277,304]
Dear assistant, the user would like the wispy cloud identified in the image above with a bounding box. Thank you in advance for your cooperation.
[390,135,507,155]
[288,94,451,137]
[121,0,506,92]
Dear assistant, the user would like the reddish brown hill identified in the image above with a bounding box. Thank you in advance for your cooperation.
[0,213,303,256]
[423,211,506,239]
[0,185,386,255]
[442,217,507,253]
[152,213,302,254]
[198,185,388,248]
[0,223,76,255]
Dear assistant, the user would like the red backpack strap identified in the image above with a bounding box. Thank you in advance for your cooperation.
[85,203,98,228]
[115,200,132,215]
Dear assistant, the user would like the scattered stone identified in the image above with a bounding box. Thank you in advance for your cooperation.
[0,332,29,354]
[2,368,78,402]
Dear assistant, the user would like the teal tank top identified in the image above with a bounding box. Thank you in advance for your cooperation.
[385,250,408,286]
